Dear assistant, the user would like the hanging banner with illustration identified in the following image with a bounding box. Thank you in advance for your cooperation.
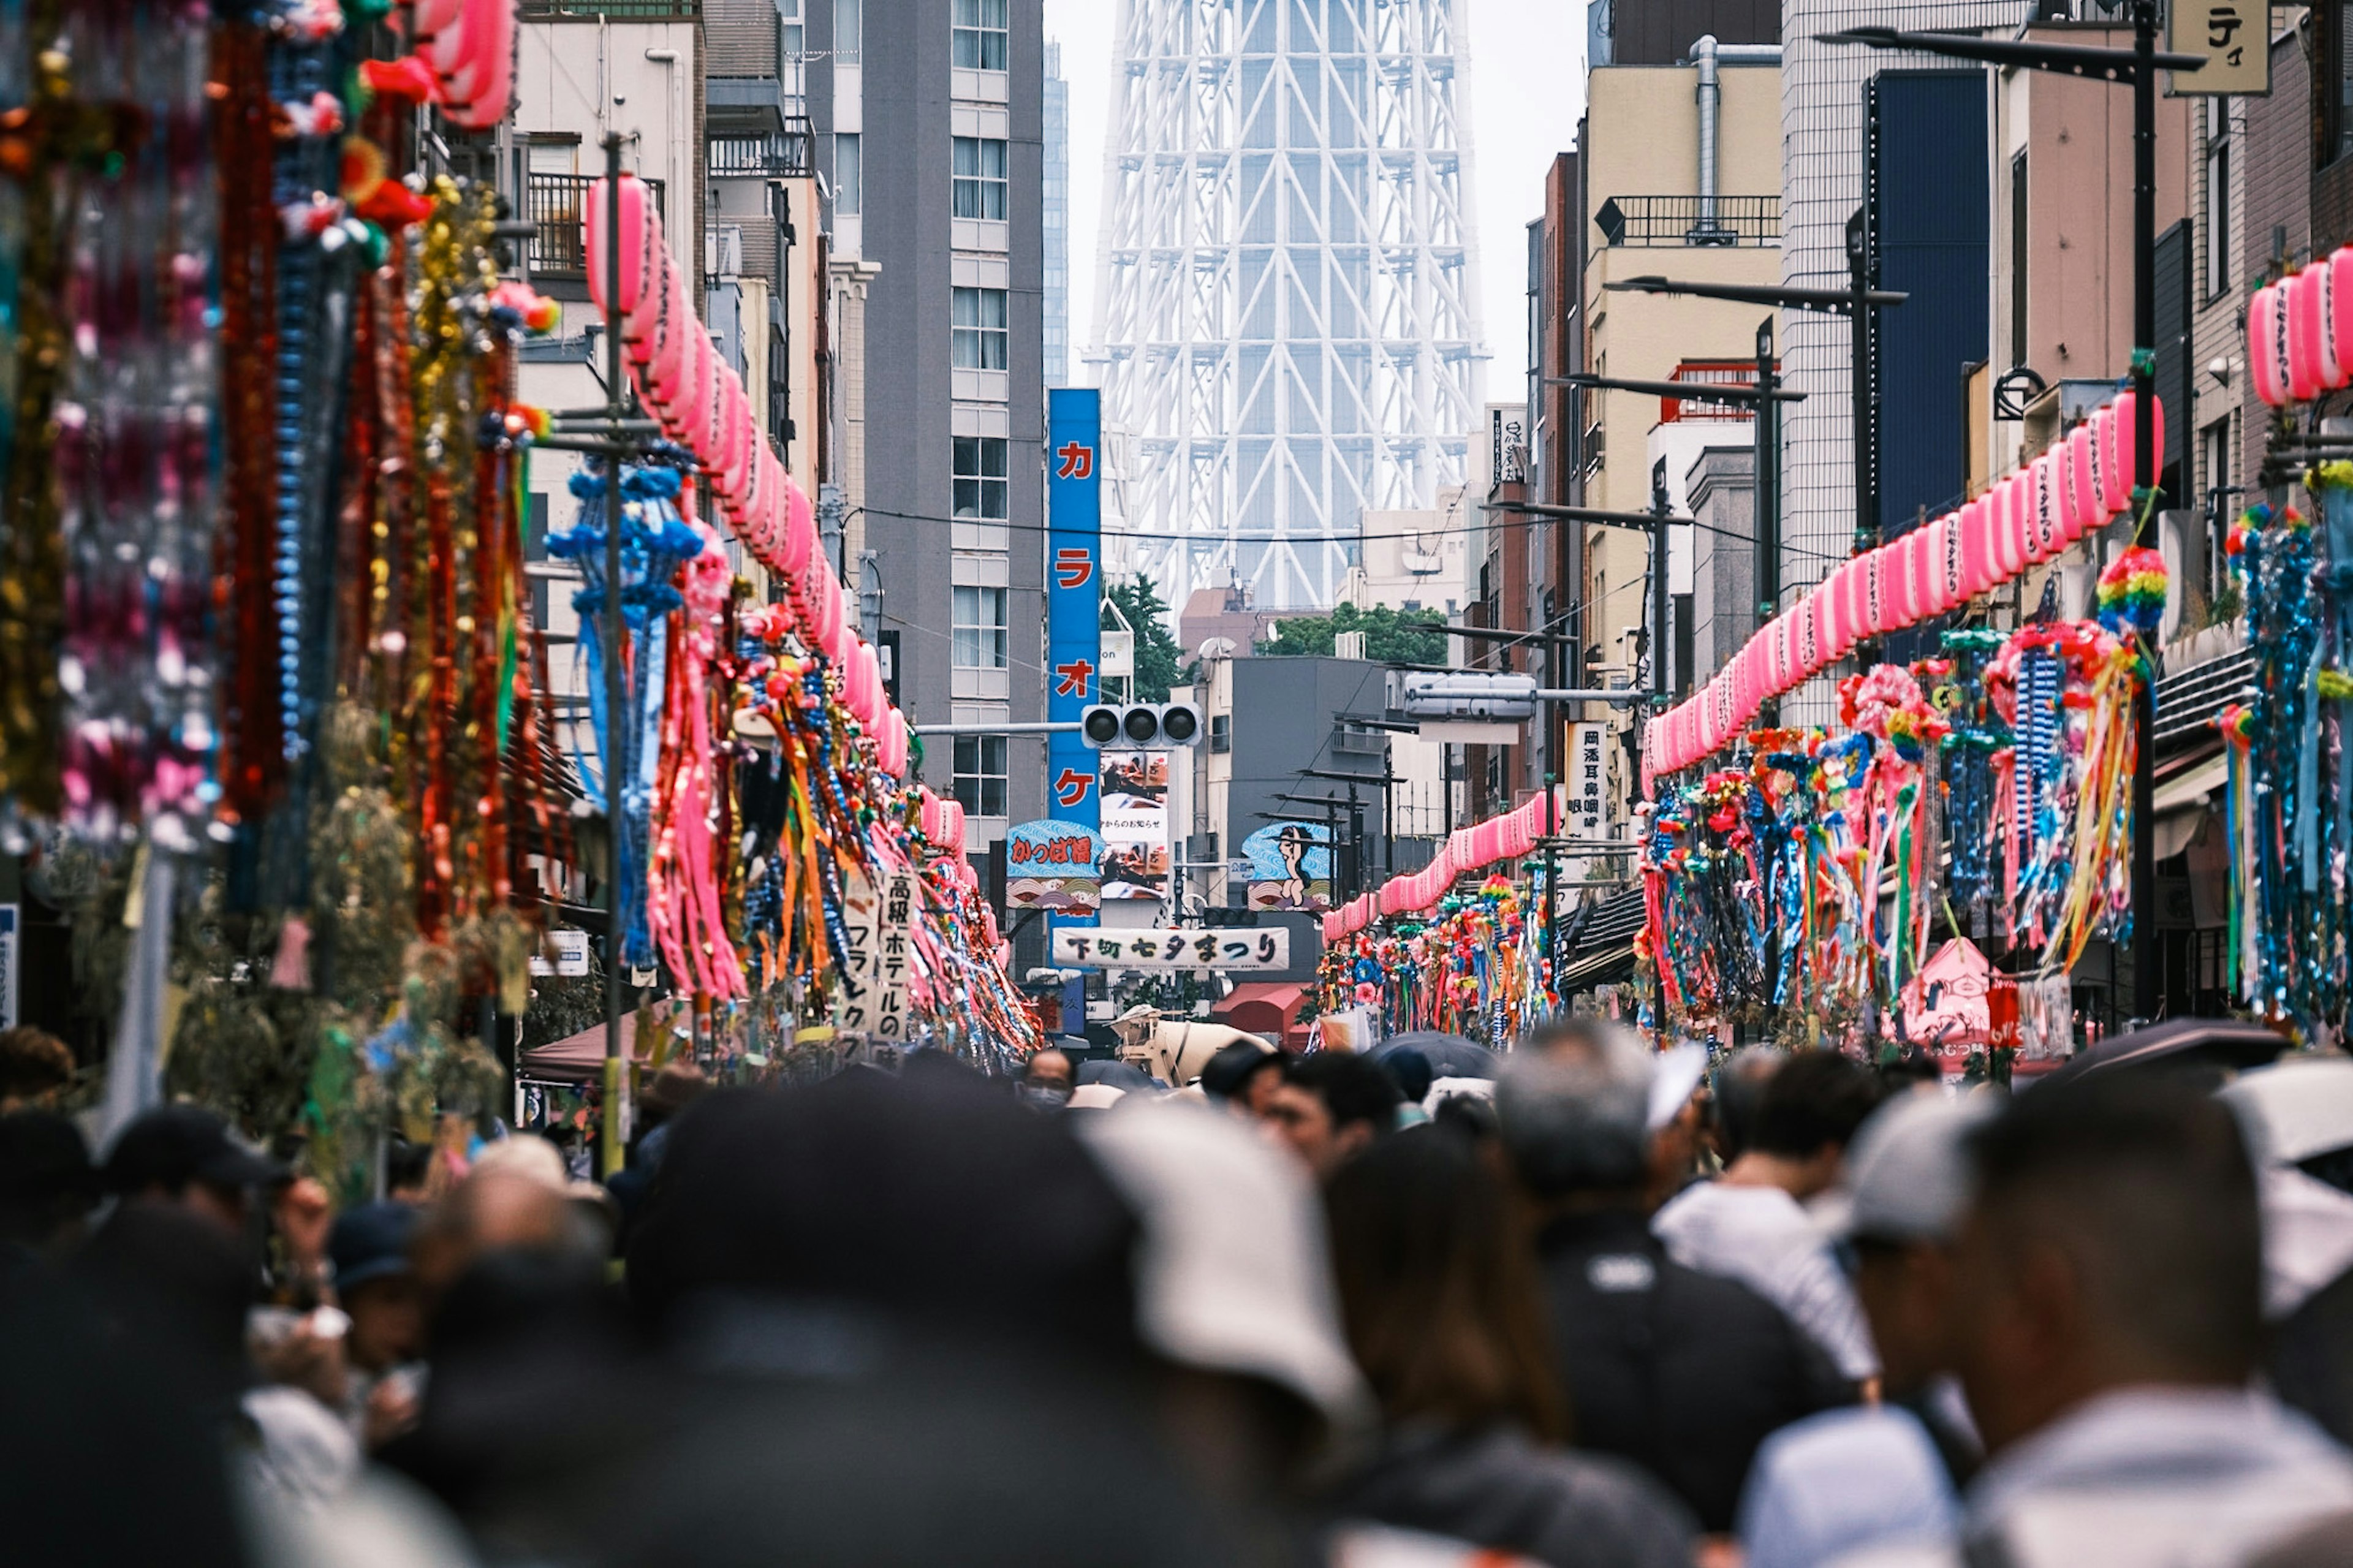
[1006,819,1106,911]
[1242,820,1334,911]
[1097,749,1170,900]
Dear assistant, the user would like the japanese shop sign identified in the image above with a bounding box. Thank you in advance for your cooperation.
[2168,2,2267,96]
[1051,926,1292,971]
[1006,819,1105,911]
[1047,388,1104,840]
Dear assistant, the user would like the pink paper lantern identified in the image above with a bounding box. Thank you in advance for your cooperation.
[2064,425,2101,538]
[1797,585,1827,674]
[2288,263,2341,400]
[583,175,657,325]
[1990,474,2027,580]
[1821,564,1857,658]
[2248,282,2288,408]
[2108,390,2165,504]
[2328,248,2353,379]
[2023,456,2063,565]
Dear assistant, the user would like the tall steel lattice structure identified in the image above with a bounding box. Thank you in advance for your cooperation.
[1089,0,1485,611]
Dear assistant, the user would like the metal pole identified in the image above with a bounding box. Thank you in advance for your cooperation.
[1848,210,1874,555]
[1650,471,1670,702]
[599,134,627,1180]
[2130,0,2159,1022]
[1542,770,1558,1008]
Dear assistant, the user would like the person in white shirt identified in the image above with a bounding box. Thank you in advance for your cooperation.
[1848,1072,2353,1568]
[1653,1050,1884,1388]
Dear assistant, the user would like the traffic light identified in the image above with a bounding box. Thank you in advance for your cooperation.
[1079,702,1203,748]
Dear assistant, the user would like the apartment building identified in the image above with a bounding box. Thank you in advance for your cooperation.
[801,0,1050,856]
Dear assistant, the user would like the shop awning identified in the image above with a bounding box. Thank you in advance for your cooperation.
[1213,982,1310,1047]
[2152,748,2228,860]
[517,1014,641,1084]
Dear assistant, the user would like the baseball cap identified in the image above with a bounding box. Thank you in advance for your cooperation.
[1647,1042,1710,1132]
[2219,1055,2353,1167]
[101,1105,289,1196]
[328,1200,420,1292]
[1835,1088,1996,1245]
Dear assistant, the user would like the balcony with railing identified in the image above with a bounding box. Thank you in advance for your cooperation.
[527,173,664,279]
[1594,194,1778,248]
[707,119,814,178]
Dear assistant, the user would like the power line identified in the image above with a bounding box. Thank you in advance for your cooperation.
[846,503,1854,564]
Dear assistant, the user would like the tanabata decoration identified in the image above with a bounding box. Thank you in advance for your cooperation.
[2215,487,2351,1040]
[1636,614,2146,1039]
[1316,876,1550,1047]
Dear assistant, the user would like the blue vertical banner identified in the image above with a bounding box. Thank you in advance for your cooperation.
[1046,389,1104,843]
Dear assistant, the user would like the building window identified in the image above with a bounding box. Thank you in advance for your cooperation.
[2204,99,2230,299]
[2200,416,2232,603]
[952,286,1008,370]
[953,0,1007,71]
[953,734,1008,818]
[952,435,1008,520]
[953,136,1009,221]
[953,585,1008,670]
[1209,713,1231,754]
[833,133,860,217]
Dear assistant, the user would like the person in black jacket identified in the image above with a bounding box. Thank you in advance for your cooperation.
[1497,1023,1851,1536]
[1322,1118,1698,1567]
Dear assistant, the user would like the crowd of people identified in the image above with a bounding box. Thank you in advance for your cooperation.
[5,1014,2353,1567]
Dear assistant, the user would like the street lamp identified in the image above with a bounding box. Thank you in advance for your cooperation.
[1818,14,2204,1023]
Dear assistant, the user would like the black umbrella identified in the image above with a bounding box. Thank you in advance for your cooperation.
[1076,1059,1160,1092]
[1370,1032,1498,1080]
[2037,1015,2289,1089]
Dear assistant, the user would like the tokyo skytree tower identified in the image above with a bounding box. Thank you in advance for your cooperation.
[1089,0,1485,611]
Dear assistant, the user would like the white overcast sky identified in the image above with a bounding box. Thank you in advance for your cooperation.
[1045,0,1589,390]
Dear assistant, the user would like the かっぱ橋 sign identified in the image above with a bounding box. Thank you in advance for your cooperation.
[1006,819,1105,911]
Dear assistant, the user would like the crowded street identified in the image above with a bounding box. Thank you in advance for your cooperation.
[7,0,2353,1564]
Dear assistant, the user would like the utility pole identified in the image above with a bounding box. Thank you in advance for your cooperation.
[1753,316,1781,661]
[599,134,627,1180]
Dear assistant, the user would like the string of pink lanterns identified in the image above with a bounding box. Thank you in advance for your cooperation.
[583,176,971,874]
[1324,370,2165,939]
[2248,246,2353,407]
[1322,784,1567,941]
[1639,384,2162,787]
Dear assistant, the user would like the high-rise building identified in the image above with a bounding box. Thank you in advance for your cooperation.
[1778,0,2028,722]
[1043,40,1070,387]
[802,0,1050,851]
[1089,0,1486,612]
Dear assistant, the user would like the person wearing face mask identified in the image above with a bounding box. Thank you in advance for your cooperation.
[1021,1048,1076,1110]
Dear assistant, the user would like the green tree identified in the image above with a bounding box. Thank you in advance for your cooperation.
[1108,575,1192,701]
[1258,600,1448,665]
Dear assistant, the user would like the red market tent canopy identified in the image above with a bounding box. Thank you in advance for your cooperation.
[1213,982,1310,1050]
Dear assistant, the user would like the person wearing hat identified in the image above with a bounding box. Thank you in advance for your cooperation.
[2220,1054,2353,1448]
[329,1202,426,1450]
[102,1104,290,1240]
[1496,1022,1850,1537]
[1733,1089,1991,1568]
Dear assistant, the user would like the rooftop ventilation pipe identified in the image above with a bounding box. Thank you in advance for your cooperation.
[1691,36,1781,243]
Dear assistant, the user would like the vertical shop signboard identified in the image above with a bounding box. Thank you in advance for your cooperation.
[1047,390,1105,942]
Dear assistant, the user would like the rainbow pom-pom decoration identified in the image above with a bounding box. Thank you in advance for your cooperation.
[2096,545,2169,639]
